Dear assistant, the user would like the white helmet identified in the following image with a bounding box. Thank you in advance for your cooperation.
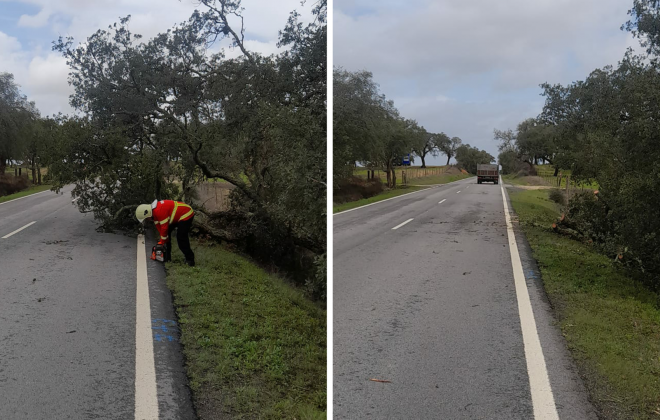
[135,204,152,223]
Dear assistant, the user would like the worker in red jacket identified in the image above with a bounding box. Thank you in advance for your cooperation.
[135,199,196,266]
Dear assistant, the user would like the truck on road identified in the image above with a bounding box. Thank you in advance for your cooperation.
[477,164,499,184]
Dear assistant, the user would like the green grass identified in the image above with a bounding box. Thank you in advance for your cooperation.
[408,173,472,185]
[0,184,52,203]
[509,188,660,420]
[333,186,428,213]
[166,239,326,420]
[502,174,537,186]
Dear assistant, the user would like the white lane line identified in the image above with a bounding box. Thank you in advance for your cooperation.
[135,235,159,420]
[456,190,461,194]
[438,199,446,204]
[2,221,37,239]
[334,188,432,215]
[0,190,50,206]
[500,177,559,420]
[392,218,414,230]
[334,177,475,216]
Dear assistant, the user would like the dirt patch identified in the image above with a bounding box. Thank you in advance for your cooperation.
[444,166,463,175]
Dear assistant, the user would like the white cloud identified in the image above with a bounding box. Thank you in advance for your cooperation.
[17,7,51,28]
[335,0,647,157]
[1,0,312,116]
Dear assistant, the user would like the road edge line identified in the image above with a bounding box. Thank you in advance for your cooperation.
[500,177,559,420]
[135,234,159,420]
[334,176,473,216]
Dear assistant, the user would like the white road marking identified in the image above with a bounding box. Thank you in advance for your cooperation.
[0,190,50,206]
[392,218,414,230]
[2,221,37,239]
[135,235,159,420]
[334,177,474,216]
[500,177,559,420]
[466,186,470,189]
[72,197,79,203]
[456,190,461,194]
[334,188,432,215]
[438,199,446,204]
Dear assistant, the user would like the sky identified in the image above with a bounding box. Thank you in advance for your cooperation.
[0,0,312,117]
[334,0,645,165]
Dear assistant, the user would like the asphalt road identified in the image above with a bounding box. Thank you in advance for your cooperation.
[333,178,597,419]
[0,188,195,419]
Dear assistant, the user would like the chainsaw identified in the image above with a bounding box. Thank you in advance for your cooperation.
[151,244,167,262]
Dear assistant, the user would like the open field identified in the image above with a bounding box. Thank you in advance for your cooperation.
[509,188,660,420]
[0,184,51,203]
[408,173,472,185]
[167,238,326,420]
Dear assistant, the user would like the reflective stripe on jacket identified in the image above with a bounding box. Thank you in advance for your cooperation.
[151,200,194,243]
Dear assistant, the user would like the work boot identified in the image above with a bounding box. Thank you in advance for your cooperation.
[185,258,195,267]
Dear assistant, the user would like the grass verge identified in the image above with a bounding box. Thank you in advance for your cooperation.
[407,173,472,186]
[508,188,660,420]
[166,238,326,420]
[333,185,428,213]
[0,184,52,204]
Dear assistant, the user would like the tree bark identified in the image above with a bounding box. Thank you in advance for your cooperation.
[420,154,427,168]
[446,154,451,166]
[0,155,6,175]
[553,166,559,177]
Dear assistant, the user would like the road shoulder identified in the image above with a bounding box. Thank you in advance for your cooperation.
[503,185,599,419]
[145,229,197,419]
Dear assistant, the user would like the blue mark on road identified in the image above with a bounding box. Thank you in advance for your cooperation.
[154,333,176,342]
[152,319,178,343]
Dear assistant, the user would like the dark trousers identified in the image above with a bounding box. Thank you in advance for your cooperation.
[167,215,195,263]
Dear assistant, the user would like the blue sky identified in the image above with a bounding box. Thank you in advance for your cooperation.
[0,0,311,117]
[334,0,644,164]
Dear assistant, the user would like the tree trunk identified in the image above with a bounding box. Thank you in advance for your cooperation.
[37,165,42,185]
[391,168,397,188]
[446,154,451,166]
[386,163,392,188]
[31,158,36,185]
[0,155,6,175]
[553,166,559,177]
[420,154,427,168]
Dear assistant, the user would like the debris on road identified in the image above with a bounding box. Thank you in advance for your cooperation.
[369,379,392,383]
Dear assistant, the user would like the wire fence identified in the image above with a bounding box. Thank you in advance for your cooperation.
[534,167,597,199]
[357,166,448,183]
